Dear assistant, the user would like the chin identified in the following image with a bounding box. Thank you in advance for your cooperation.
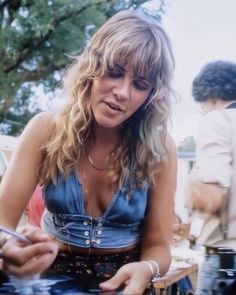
[96,118,122,130]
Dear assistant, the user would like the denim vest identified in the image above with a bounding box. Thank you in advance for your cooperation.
[41,170,148,249]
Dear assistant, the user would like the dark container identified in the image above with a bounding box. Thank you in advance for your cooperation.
[217,247,236,270]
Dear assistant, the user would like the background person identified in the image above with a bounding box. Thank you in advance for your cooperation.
[185,60,236,294]
[0,10,177,295]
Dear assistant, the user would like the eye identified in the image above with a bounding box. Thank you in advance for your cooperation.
[134,80,150,91]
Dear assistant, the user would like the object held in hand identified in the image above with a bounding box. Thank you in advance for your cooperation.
[0,226,32,247]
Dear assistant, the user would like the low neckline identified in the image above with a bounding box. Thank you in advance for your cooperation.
[73,169,121,219]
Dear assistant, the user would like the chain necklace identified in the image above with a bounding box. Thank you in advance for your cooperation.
[87,154,107,171]
[81,171,92,257]
[82,171,88,211]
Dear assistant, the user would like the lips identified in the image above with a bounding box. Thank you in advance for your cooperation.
[105,101,124,112]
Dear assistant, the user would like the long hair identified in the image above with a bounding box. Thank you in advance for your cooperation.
[39,10,175,188]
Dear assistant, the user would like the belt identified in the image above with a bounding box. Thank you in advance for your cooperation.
[204,245,235,255]
[59,242,139,255]
[204,246,219,255]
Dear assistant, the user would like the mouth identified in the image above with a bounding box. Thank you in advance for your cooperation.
[104,101,124,112]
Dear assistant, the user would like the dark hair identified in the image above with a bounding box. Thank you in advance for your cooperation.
[192,60,236,102]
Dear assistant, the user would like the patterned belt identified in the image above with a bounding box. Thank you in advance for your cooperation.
[49,249,140,280]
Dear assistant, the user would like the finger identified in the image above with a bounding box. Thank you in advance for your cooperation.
[19,240,58,264]
[20,226,52,242]
[99,268,128,291]
[122,263,152,295]
[3,240,58,267]
[7,251,57,278]
[123,275,146,295]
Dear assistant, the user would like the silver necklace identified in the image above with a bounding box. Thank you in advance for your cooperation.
[87,154,107,171]
[82,171,89,219]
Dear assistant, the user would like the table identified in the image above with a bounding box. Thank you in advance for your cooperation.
[0,259,198,294]
[153,263,198,294]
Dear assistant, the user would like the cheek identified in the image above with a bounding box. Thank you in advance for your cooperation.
[131,93,149,111]
[91,77,112,93]
[91,76,106,93]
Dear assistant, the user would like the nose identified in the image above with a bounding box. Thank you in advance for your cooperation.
[112,79,130,101]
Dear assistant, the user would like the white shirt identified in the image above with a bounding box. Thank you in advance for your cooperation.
[193,109,232,188]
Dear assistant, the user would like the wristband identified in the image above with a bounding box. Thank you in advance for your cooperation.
[0,233,11,248]
[149,260,160,282]
[142,260,160,283]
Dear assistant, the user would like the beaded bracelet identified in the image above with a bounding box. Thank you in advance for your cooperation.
[0,233,11,248]
[149,260,160,282]
[142,260,160,283]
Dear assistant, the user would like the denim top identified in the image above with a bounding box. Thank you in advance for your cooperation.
[41,170,148,249]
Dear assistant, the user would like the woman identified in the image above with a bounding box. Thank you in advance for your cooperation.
[0,10,177,294]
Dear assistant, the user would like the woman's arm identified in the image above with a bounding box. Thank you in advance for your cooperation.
[0,112,51,229]
[0,112,59,277]
[140,135,177,274]
[100,135,177,294]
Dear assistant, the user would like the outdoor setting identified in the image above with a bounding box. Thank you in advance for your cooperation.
[0,0,236,294]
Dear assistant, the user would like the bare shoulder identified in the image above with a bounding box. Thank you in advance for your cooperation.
[165,134,177,159]
[20,111,55,146]
[26,111,55,133]
[155,134,177,186]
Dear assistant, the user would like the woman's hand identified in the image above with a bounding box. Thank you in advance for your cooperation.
[1,225,59,278]
[99,261,152,295]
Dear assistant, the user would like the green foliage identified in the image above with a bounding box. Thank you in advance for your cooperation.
[0,0,169,135]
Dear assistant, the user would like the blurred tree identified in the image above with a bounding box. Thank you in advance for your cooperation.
[0,0,170,135]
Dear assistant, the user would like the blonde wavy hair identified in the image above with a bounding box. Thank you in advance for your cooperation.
[39,10,175,188]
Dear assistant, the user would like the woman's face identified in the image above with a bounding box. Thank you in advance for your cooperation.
[90,63,152,130]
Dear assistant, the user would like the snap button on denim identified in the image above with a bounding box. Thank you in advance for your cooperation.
[96,239,101,244]
[98,222,103,227]
[97,230,102,235]
[84,231,89,236]
[83,221,89,226]
[85,239,90,245]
